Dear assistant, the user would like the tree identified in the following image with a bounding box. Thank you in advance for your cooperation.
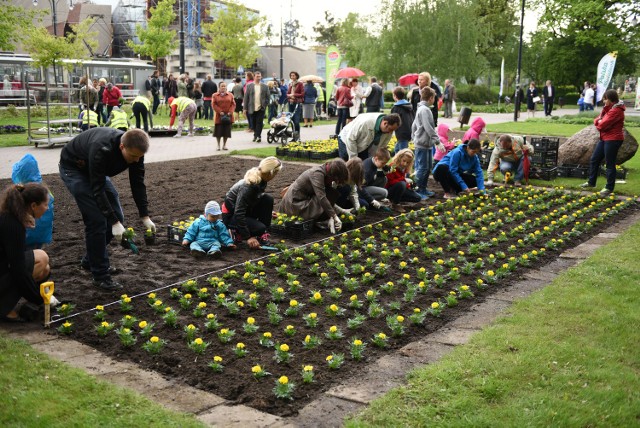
[0,1,41,51]
[127,0,177,68]
[201,1,265,71]
[528,0,640,89]
[474,0,518,71]
[283,19,306,46]
[312,11,340,46]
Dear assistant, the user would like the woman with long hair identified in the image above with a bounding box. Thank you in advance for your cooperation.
[0,183,52,322]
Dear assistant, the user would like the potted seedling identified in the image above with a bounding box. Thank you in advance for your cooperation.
[144,228,156,245]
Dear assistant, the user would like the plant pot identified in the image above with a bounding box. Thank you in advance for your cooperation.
[144,234,157,245]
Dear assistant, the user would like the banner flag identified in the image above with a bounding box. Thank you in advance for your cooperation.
[325,45,341,108]
[499,57,505,97]
[596,52,617,103]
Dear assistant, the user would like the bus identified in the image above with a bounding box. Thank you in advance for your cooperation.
[0,53,156,104]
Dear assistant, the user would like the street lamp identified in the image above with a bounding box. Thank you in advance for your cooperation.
[33,0,75,37]
[513,0,525,122]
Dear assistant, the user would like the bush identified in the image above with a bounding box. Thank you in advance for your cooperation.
[456,85,500,105]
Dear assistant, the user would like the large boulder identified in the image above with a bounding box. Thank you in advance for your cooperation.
[558,125,638,166]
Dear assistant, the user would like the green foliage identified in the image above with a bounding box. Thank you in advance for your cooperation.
[456,84,499,104]
[474,0,519,71]
[0,1,41,51]
[23,19,98,71]
[312,11,340,46]
[127,0,177,65]
[201,1,265,71]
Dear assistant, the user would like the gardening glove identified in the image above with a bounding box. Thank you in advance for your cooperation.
[141,216,156,233]
[112,222,126,240]
[328,216,336,234]
[333,215,342,233]
[349,195,361,211]
[436,143,446,153]
[405,177,413,185]
[334,205,353,216]
[371,199,382,209]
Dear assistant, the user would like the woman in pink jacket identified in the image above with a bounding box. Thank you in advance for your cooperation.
[434,123,455,163]
[462,117,486,141]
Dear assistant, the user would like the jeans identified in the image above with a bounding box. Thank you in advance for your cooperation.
[338,137,370,161]
[251,109,265,139]
[59,164,124,280]
[190,240,222,254]
[588,140,623,191]
[223,193,274,239]
[584,103,594,111]
[394,140,409,155]
[268,103,278,122]
[387,182,421,204]
[203,100,213,120]
[433,164,478,194]
[499,157,526,182]
[414,147,433,191]
[289,103,302,133]
[363,185,388,200]
[335,108,349,135]
[153,93,160,115]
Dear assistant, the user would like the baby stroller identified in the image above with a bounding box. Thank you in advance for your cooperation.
[267,104,298,144]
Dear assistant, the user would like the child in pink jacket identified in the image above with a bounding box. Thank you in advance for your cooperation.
[462,117,486,141]
[434,123,456,163]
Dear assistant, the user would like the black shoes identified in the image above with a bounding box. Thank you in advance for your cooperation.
[256,137,261,143]
[208,250,222,259]
[81,261,119,275]
[92,278,123,291]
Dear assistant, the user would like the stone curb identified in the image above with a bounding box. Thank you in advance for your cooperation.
[1,212,639,427]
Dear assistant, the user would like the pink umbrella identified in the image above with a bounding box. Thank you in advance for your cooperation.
[398,73,419,86]
[334,67,366,79]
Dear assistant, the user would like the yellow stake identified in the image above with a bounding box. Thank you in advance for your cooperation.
[40,281,54,327]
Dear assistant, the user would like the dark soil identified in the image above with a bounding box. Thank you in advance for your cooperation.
[3,156,637,417]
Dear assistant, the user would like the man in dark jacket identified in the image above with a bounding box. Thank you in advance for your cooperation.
[364,77,383,113]
[390,87,415,154]
[542,80,555,117]
[201,74,218,120]
[58,128,156,290]
[243,71,269,142]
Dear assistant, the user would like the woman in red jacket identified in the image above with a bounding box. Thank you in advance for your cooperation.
[212,82,236,151]
[102,83,123,117]
[581,89,626,195]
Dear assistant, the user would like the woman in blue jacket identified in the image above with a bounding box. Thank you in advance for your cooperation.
[432,139,485,199]
[302,80,318,128]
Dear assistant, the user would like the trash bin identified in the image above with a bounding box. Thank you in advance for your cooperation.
[458,107,472,129]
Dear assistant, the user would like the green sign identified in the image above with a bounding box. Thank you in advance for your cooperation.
[325,45,341,106]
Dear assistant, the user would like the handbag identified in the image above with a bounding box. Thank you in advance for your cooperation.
[344,97,353,108]
[220,113,231,125]
[532,96,541,103]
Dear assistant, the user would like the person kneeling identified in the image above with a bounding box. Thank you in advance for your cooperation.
[432,139,486,199]
[182,201,236,258]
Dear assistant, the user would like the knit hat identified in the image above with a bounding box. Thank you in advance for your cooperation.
[204,201,222,216]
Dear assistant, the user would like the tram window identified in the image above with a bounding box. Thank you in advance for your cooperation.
[25,67,41,82]
[112,68,132,89]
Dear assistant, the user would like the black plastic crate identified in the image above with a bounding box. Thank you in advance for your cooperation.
[530,151,558,167]
[599,166,627,180]
[167,225,187,245]
[479,148,492,169]
[531,137,560,151]
[275,146,289,157]
[530,167,557,181]
[310,152,334,160]
[270,219,315,241]
[557,164,589,179]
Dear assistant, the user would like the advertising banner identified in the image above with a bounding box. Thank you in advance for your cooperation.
[325,45,341,105]
[596,52,617,103]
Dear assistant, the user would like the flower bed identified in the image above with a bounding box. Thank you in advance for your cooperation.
[0,124,25,133]
[55,187,636,416]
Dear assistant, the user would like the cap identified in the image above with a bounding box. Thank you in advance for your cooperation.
[204,201,222,216]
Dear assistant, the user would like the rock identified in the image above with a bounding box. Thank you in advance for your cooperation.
[558,125,638,166]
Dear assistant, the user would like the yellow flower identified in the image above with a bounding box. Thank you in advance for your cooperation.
[487,271,495,276]
[184,294,192,299]
[125,315,132,320]
[290,299,298,307]
[165,307,172,313]
[303,365,313,372]
[252,365,262,373]
[187,324,196,331]
[198,302,207,308]
[253,279,260,285]
[461,285,469,291]
[101,321,110,327]
[194,338,203,345]
[431,302,440,309]
[263,332,272,338]
[139,321,147,328]
[154,300,163,307]
[353,339,363,346]
[334,288,342,294]
[95,305,104,311]
[280,344,289,352]
[367,290,374,297]
[220,328,229,334]
[237,301,245,307]
[414,308,421,313]
[214,356,223,362]
[277,287,284,293]
[313,292,322,300]
[149,293,156,299]
[437,259,444,265]
[249,293,257,299]
[326,355,333,361]
[286,325,294,330]
[122,328,130,333]
[350,294,358,301]
[329,325,338,333]
[247,317,255,325]
[236,342,245,349]
[305,335,311,343]
[320,272,328,278]
[124,297,131,303]
[396,315,404,323]
[150,336,159,343]
[279,376,289,385]
[207,313,216,319]
[377,333,387,339]
[330,304,338,312]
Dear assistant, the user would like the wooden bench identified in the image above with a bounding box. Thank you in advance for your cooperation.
[0,89,37,106]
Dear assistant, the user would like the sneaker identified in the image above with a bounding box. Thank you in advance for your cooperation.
[579,182,594,189]
[92,278,123,291]
[416,190,429,201]
[252,137,257,142]
[256,137,262,143]
[514,181,522,187]
[187,133,194,137]
[173,134,182,138]
[190,249,206,258]
[486,180,494,187]
[424,189,435,197]
[81,261,119,275]
[207,250,222,259]
[390,203,406,213]
[258,232,271,245]
[443,193,457,200]
[599,188,612,195]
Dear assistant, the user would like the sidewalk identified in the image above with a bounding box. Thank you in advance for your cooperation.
[0,109,576,179]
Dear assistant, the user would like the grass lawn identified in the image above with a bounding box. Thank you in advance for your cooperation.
[347,220,640,427]
[0,334,204,427]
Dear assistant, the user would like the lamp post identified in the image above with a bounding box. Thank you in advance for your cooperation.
[33,0,74,37]
[513,0,525,122]
[179,0,185,74]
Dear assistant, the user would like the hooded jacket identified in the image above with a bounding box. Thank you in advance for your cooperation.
[433,144,485,191]
[411,101,439,149]
[462,117,486,141]
[434,123,455,162]
[183,215,233,247]
[595,101,625,141]
[390,99,414,141]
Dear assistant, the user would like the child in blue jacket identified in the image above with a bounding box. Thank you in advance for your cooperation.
[432,139,485,199]
[182,201,235,258]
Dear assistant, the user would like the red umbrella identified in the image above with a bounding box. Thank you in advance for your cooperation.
[398,73,419,86]
[522,147,531,184]
[334,67,365,79]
